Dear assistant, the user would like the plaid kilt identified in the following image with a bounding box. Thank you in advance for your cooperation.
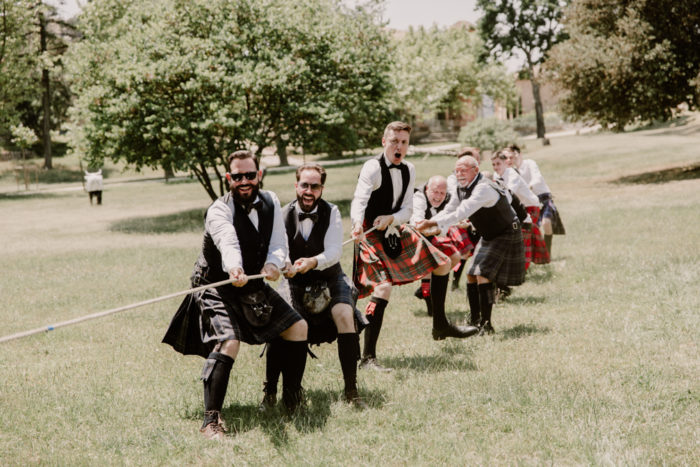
[289,272,364,345]
[446,226,475,257]
[353,225,449,298]
[538,193,566,235]
[526,206,550,264]
[430,234,459,258]
[162,280,303,358]
[468,227,525,286]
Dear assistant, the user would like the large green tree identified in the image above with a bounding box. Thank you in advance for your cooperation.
[476,0,569,139]
[390,23,516,128]
[547,0,700,129]
[67,0,392,199]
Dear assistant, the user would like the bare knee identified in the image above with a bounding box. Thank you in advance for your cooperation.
[219,339,240,359]
[466,274,477,284]
[280,319,308,341]
[542,218,553,235]
[331,303,354,333]
[373,282,392,300]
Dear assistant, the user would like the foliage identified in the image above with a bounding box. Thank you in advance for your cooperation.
[389,24,516,125]
[458,117,519,152]
[511,111,567,135]
[67,0,392,199]
[476,0,569,138]
[546,0,700,130]
[10,123,39,149]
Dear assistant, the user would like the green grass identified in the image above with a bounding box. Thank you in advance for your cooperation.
[1,116,699,465]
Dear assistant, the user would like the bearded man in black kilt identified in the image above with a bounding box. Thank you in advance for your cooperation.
[417,155,526,335]
[163,150,308,440]
[261,163,367,409]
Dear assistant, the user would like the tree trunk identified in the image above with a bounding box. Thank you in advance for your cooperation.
[40,13,52,169]
[530,72,546,139]
[275,135,289,167]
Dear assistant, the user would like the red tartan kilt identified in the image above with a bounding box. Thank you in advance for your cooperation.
[353,225,449,298]
[430,235,459,257]
[526,206,550,264]
[446,226,475,257]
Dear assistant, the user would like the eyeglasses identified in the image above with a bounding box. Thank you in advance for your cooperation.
[299,182,323,191]
[454,166,477,175]
[228,171,257,182]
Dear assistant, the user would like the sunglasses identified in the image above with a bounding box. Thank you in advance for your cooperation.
[228,171,257,182]
[299,182,323,191]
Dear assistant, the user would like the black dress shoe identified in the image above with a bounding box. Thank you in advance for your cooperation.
[358,357,393,373]
[258,392,277,412]
[479,321,495,335]
[432,323,479,340]
[414,286,424,299]
[282,387,306,414]
[344,388,368,409]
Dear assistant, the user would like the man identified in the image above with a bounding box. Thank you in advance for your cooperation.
[351,122,476,372]
[261,163,366,408]
[410,175,475,315]
[417,156,526,335]
[509,145,565,256]
[163,150,308,440]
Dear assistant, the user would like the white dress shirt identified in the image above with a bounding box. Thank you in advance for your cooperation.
[410,189,442,224]
[518,159,551,195]
[205,191,288,274]
[497,167,540,207]
[293,202,343,271]
[350,153,415,227]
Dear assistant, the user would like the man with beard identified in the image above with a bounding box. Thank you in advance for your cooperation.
[261,163,367,409]
[351,122,477,373]
[417,156,526,335]
[163,150,308,440]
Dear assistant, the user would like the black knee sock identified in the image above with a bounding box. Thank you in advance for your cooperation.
[337,333,360,392]
[281,340,308,396]
[478,283,495,326]
[202,352,234,422]
[362,297,388,359]
[453,259,467,285]
[466,282,480,325]
[430,273,450,329]
[264,337,284,395]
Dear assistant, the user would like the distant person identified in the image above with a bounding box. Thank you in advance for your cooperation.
[509,145,565,257]
[84,170,103,205]
[162,150,308,441]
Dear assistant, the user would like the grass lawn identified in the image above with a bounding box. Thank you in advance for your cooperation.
[1,117,698,465]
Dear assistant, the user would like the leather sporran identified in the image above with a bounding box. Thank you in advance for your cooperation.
[302,282,331,315]
[239,290,273,327]
[382,230,402,259]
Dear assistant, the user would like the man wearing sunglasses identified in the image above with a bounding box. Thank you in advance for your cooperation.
[260,163,367,409]
[163,150,308,440]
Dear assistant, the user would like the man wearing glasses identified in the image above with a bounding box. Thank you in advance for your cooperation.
[163,150,308,440]
[261,163,367,409]
[417,155,526,335]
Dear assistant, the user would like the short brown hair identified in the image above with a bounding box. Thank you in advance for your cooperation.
[383,121,412,138]
[227,150,259,171]
[296,162,326,185]
[491,149,509,161]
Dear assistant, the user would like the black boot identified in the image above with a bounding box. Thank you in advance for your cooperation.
[360,297,391,372]
[201,352,234,439]
[452,259,467,290]
[260,338,283,411]
[431,274,479,340]
[478,282,496,335]
[281,340,308,414]
[466,282,480,327]
[338,333,367,408]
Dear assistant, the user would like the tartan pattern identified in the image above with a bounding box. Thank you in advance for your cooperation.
[446,226,475,257]
[430,234,459,258]
[468,227,525,286]
[526,206,550,265]
[538,193,566,235]
[353,225,449,298]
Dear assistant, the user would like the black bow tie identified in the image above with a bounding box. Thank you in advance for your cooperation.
[388,163,401,169]
[243,200,263,214]
[298,211,318,222]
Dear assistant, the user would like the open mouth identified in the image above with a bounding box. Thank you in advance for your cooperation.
[301,194,315,206]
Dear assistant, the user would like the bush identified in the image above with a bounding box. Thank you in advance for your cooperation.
[458,117,519,153]
[511,112,567,136]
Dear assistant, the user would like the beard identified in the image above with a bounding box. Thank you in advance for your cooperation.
[232,182,260,206]
[296,192,319,213]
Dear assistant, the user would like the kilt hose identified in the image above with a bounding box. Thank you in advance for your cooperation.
[538,193,566,235]
[525,206,550,265]
[468,227,526,286]
[353,225,449,298]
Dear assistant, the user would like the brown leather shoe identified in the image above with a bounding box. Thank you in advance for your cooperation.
[344,388,368,409]
[432,323,479,340]
[358,357,392,373]
[200,411,226,441]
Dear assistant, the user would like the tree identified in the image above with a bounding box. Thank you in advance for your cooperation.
[67,0,392,198]
[390,23,516,127]
[476,0,569,139]
[546,0,700,129]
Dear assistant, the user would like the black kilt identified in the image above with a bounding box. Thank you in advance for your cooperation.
[468,228,526,286]
[162,281,303,358]
[289,272,364,345]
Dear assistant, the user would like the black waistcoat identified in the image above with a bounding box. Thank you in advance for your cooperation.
[457,173,518,240]
[200,191,274,293]
[416,182,450,220]
[363,154,409,228]
[283,199,342,286]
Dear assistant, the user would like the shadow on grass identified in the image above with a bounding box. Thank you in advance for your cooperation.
[498,323,550,341]
[613,162,700,184]
[0,191,62,201]
[382,349,477,372]
[110,207,206,234]
[526,266,555,284]
[501,295,546,305]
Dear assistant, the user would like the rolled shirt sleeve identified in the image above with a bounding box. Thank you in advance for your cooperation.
[265,191,288,270]
[432,182,500,235]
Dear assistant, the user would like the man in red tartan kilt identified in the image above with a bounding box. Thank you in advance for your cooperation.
[418,156,526,336]
[351,122,478,372]
[410,175,476,316]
